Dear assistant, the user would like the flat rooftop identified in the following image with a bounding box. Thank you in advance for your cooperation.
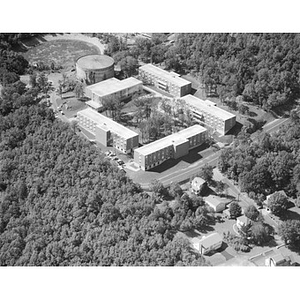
[86,77,143,98]
[77,108,138,139]
[86,100,103,109]
[181,94,236,121]
[139,64,191,87]
[135,125,207,156]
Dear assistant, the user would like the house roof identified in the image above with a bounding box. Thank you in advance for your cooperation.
[199,233,222,249]
[237,216,251,225]
[205,195,226,207]
[266,190,287,201]
[271,253,287,264]
[192,177,206,187]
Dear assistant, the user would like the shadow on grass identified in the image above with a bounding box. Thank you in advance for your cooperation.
[249,111,257,117]
[226,121,243,136]
[197,224,215,234]
[184,230,201,238]
[282,210,300,221]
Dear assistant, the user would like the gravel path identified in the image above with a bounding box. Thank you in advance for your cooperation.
[42,33,105,54]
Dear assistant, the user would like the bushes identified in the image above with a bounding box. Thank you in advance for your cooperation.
[223,232,250,252]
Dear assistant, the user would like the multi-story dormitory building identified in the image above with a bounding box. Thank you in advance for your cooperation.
[139,64,192,97]
[134,125,207,170]
[77,108,139,153]
[85,77,143,111]
[181,94,236,135]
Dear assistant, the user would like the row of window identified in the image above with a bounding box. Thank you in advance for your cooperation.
[140,71,186,90]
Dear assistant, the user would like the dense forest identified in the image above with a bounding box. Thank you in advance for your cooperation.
[167,33,300,110]
[101,33,300,111]
[218,112,300,205]
[0,50,209,265]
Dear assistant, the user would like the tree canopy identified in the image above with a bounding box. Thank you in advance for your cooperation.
[164,33,300,110]
[0,52,208,265]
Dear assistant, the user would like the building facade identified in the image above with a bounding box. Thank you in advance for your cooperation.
[134,125,207,171]
[85,77,143,111]
[139,64,191,97]
[181,94,236,135]
[77,108,139,153]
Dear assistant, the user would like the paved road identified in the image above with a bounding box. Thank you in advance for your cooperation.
[137,117,290,190]
[139,152,219,189]
[262,117,289,134]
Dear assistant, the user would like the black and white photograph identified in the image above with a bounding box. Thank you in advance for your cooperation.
[1,1,299,299]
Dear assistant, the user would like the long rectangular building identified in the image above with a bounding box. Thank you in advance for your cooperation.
[181,94,236,135]
[134,125,207,170]
[85,77,143,111]
[77,108,139,153]
[139,64,191,97]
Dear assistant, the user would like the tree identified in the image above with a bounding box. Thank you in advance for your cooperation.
[250,222,271,246]
[229,202,242,219]
[149,179,166,198]
[168,182,183,198]
[36,73,54,99]
[193,206,211,229]
[268,192,289,217]
[278,220,300,249]
[70,120,79,132]
[74,82,85,99]
[215,181,225,194]
[244,205,259,221]
[198,164,214,184]
[29,73,37,88]
[119,56,138,78]
[238,104,250,115]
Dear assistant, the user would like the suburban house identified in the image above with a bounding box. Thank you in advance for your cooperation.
[264,190,288,210]
[194,233,223,255]
[265,253,294,267]
[204,195,226,213]
[191,177,207,195]
[236,216,252,230]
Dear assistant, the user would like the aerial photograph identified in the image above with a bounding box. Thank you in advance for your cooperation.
[1,31,300,270]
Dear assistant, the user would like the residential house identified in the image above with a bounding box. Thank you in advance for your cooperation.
[195,233,223,255]
[191,177,207,195]
[204,195,226,213]
[265,253,293,267]
[236,216,252,230]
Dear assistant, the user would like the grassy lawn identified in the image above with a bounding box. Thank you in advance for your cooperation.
[59,93,88,118]
[23,39,100,71]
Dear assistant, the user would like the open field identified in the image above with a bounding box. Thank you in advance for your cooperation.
[23,39,100,71]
